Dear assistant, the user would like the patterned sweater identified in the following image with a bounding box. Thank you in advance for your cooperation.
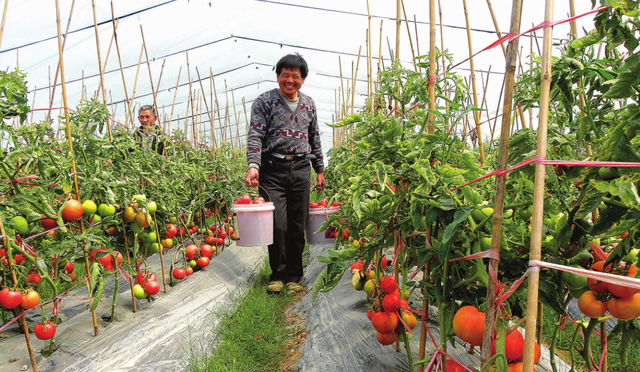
[246,88,324,173]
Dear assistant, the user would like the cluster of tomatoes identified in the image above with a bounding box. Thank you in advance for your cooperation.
[233,194,265,205]
[132,271,161,299]
[573,254,640,321]
[452,305,541,371]
[308,199,340,209]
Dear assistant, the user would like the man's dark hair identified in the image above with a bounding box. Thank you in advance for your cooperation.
[139,104,157,117]
[275,53,309,79]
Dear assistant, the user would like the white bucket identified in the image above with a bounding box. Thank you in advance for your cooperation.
[306,206,340,244]
[231,202,275,247]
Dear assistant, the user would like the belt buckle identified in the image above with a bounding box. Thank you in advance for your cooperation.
[284,155,294,161]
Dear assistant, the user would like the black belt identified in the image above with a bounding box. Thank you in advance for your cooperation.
[271,153,306,161]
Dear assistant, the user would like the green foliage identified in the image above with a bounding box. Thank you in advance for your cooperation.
[0,68,30,123]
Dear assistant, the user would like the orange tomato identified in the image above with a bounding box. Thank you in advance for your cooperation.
[375,331,397,345]
[607,264,640,298]
[587,261,610,294]
[607,293,640,321]
[578,290,607,318]
[401,311,418,330]
[453,305,485,346]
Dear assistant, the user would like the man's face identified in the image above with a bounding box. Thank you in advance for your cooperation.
[277,67,305,100]
[138,109,157,128]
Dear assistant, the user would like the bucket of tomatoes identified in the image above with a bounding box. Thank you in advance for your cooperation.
[307,198,340,245]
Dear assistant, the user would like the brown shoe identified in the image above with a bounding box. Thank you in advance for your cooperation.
[267,281,284,293]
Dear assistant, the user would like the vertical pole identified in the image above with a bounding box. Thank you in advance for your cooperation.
[523,1,554,371]
[481,0,523,368]
[140,25,158,115]
[0,0,9,50]
[427,0,436,134]
[110,1,134,127]
[91,0,113,140]
[55,0,99,336]
[47,0,76,123]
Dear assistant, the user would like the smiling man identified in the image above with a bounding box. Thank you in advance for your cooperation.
[135,104,165,155]
[244,53,325,294]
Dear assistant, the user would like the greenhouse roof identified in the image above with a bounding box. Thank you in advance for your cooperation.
[0,0,597,161]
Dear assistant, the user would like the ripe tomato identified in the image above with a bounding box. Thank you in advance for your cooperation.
[453,305,485,346]
[491,329,524,361]
[507,362,524,372]
[587,261,610,294]
[69,272,78,281]
[90,248,113,268]
[318,199,328,207]
[380,256,388,270]
[216,238,225,246]
[34,321,57,340]
[607,293,640,321]
[376,331,397,345]
[185,244,199,260]
[135,212,150,228]
[196,256,210,268]
[309,201,319,209]
[517,341,541,364]
[205,235,217,246]
[350,260,364,273]
[367,308,377,321]
[136,271,157,286]
[200,244,213,258]
[40,215,58,230]
[578,290,607,318]
[185,267,194,276]
[20,289,40,310]
[380,276,398,295]
[252,197,265,204]
[237,194,252,204]
[173,268,187,280]
[61,199,84,222]
[382,292,401,312]
[607,264,640,298]
[27,273,42,284]
[164,223,178,238]
[133,284,147,299]
[371,311,398,333]
[0,288,24,309]
[123,207,136,223]
[63,261,75,274]
[445,359,465,372]
[161,238,173,249]
[144,280,160,295]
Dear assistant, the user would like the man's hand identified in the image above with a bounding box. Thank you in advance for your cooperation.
[244,168,260,187]
[316,172,326,190]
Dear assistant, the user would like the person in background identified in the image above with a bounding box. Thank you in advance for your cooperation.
[135,104,165,155]
[244,53,325,294]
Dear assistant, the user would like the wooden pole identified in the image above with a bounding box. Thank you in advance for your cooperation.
[351,46,361,116]
[110,1,134,127]
[140,25,158,115]
[94,18,118,102]
[195,67,216,147]
[400,0,417,71]
[168,66,182,135]
[91,0,113,140]
[427,0,436,134]
[119,213,137,312]
[414,15,421,73]
[0,0,9,51]
[210,67,224,145]
[481,0,523,368]
[462,0,485,165]
[47,0,76,123]
[366,0,373,113]
[55,0,99,337]
[128,45,145,117]
[523,1,554,371]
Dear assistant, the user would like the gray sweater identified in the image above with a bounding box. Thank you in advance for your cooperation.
[246,88,324,173]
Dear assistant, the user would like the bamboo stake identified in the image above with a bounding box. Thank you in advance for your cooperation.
[94,18,118,102]
[55,0,99,337]
[231,88,240,148]
[338,56,346,117]
[377,21,384,95]
[29,86,36,124]
[184,86,191,140]
[210,68,224,143]
[352,47,361,117]
[120,213,137,312]
[366,0,373,112]
[91,0,113,140]
[47,0,76,123]
[481,0,523,368]
[427,0,436,134]
[110,1,134,127]
[0,215,39,371]
[523,1,554,371]
[242,96,249,148]
[140,26,158,115]
[414,15,421,73]
[400,0,417,71]
[395,0,401,62]
[152,214,168,293]
[224,80,232,144]
[0,0,9,51]
[462,0,485,165]
[195,67,215,147]
[128,45,145,116]
[168,67,182,135]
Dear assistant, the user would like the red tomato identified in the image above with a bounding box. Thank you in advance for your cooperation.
[34,321,56,340]
[0,288,24,309]
[217,238,225,246]
[164,224,178,238]
[252,197,265,204]
[185,244,199,260]
[200,244,213,258]
[205,235,216,245]
[379,276,398,295]
[380,256,388,270]
[453,305,485,346]
[382,291,401,312]
[237,194,252,204]
[136,271,157,286]
[587,261,610,294]
[376,331,397,345]
[63,261,75,274]
[607,264,640,298]
[309,201,320,209]
[61,199,84,222]
[27,273,42,284]
[445,359,465,372]
[172,268,187,280]
[20,289,40,309]
[217,231,228,240]
[185,267,194,276]
[196,256,210,268]
[90,248,113,268]
[144,280,160,295]
[318,199,328,207]
[350,260,364,273]
[491,329,524,361]
[40,214,58,230]
[371,311,398,333]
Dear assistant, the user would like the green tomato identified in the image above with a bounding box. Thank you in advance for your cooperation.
[480,237,492,251]
[97,204,116,217]
[147,201,157,215]
[518,205,533,221]
[149,243,160,254]
[133,194,147,201]
[145,231,158,244]
[169,216,178,224]
[82,200,98,216]
[189,260,197,267]
[133,284,147,299]
[130,223,144,234]
[89,214,102,224]
[11,216,29,235]
[562,266,589,290]
[598,166,620,181]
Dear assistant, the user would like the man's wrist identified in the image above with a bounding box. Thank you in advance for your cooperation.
[249,163,260,170]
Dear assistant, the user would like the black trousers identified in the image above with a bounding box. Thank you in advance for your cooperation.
[259,155,311,283]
